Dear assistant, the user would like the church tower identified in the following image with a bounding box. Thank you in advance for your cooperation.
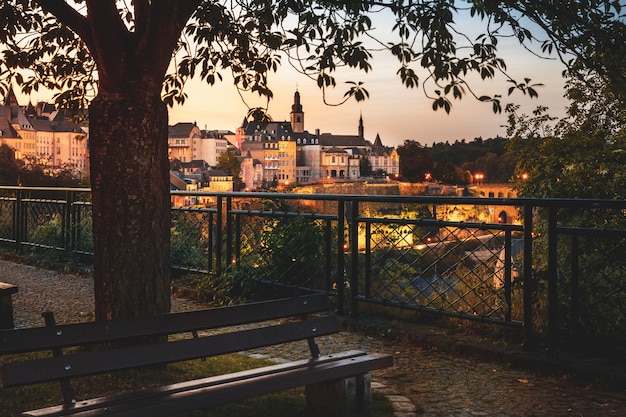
[358,112,364,139]
[290,89,304,133]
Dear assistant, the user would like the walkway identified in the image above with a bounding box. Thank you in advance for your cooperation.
[3,259,625,416]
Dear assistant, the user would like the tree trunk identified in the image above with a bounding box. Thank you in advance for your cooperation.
[89,91,171,321]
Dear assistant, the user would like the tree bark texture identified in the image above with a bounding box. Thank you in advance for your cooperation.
[89,92,171,321]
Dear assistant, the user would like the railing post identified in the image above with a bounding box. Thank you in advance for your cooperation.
[216,195,223,276]
[208,211,214,273]
[504,229,512,323]
[522,204,534,350]
[364,222,371,299]
[64,189,74,253]
[325,219,332,292]
[336,198,345,314]
[570,235,580,334]
[14,188,24,254]
[226,195,233,267]
[547,206,559,355]
[235,213,241,266]
[350,199,359,316]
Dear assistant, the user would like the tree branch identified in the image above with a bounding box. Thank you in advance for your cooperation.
[34,0,93,49]
[138,0,202,76]
[134,0,150,35]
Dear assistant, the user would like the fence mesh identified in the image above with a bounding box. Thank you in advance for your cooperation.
[0,198,14,242]
[365,219,521,322]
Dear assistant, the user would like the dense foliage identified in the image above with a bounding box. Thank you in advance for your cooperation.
[0,144,88,187]
[0,0,622,319]
[216,149,243,190]
[396,137,517,184]
[508,75,626,203]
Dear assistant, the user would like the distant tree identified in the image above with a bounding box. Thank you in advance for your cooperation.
[507,74,625,340]
[0,1,622,321]
[397,140,434,181]
[359,157,373,177]
[0,146,85,187]
[434,155,464,184]
[0,144,23,185]
[473,151,516,183]
[372,168,386,178]
[217,150,243,191]
[169,158,182,172]
[508,74,625,203]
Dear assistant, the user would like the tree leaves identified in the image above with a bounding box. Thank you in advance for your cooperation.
[1,0,623,114]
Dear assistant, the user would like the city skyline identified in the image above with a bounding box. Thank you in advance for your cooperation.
[169,11,572,148]
[11,10,572,150]
[12,45,569,150]
[169,51,569,149]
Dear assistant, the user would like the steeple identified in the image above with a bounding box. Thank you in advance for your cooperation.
[291,89,303,113]
[4,86,19,107]
[374,133,383,147]
[290,89,304,133]
[358,112,364,139]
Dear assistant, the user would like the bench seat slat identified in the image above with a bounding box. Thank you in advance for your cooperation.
[0,295,329,354]
[23,352,393,417]
[24,350,371,417]
[1,316,339,387]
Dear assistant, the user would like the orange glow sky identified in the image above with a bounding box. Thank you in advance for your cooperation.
[12,10,571,149]
[169,13,571,149]
[170,49,569,149]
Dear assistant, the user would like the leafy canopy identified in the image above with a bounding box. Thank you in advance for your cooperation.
[507,73,626,202]
[1,0,623,117]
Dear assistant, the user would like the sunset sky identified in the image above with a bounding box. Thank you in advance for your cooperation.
[170,49,569,149]
[169,11,571,148]
[11,8,571,149]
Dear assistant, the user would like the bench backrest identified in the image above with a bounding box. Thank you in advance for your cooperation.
[0,294,337,388]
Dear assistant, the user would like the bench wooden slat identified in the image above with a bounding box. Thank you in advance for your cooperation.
[1,315,340,387]
[0,282,18,294]
[0,294,330,354]
[23,352,393,417]
[2,294,394,417]
[23,350,372,417]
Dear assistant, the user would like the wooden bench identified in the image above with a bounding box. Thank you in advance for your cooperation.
[0,294,392,417]
[0,282,18,329]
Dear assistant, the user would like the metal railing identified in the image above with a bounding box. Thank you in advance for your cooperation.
[1,186,625,353]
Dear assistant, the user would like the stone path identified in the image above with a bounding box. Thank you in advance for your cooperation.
[3,259,626,416]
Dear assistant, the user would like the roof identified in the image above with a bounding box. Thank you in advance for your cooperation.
[168,122,199,138]
[325,146,348,154]
[0,107,19,138]
[205,169,230,177]
[29,117,83,133]
[244,121,293,138]
[180,160,209,170]
[318,133,370,147]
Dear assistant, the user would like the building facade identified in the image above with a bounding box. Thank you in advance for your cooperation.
[1,89,89,176]
[236,90,399,189]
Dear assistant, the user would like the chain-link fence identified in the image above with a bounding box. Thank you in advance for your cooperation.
[1,187,625,352]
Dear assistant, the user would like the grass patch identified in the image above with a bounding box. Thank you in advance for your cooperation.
[1,352,394,416]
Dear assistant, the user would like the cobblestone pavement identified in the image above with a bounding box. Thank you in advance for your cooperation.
[3,259,626,417]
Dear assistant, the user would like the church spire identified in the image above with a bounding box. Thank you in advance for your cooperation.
[358,112,364,139]
[4,86,19,107]
[290,88,304,133]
